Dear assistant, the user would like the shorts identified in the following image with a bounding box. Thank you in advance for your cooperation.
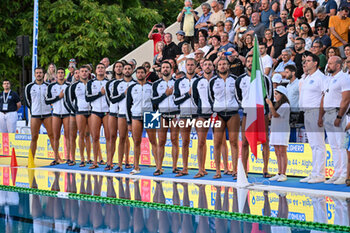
[132,116,143,121]
[198,114,212,120]
[91,111,108,119]
[218,111,238,122]
[31,114,52,119]
[109,112,118,117]
[76,111,90,118]
[53,114,70,119]
[118,114,126,118]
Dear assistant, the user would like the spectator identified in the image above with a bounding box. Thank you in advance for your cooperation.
[284,0,296,17]
[143,61,159,83]
[299,22,314,51]
[248,12,266,40]
[304,7,316,32]
[66,63,76,83]
[315,23,331,49]
[215,21,225,35]
[344,56,350,73]
[251,0,262,13]
[264,29,275,56]
[279,10,289,26]
[177,0,199,46]
[345,44,350,58]
[274,49,295,75]
[208,1,226,26]
[195,3,212,31]
[224,20,235,43]
[322,0,337,16]
[272,22,288,59]
[285,65,299,113]
[245,4,253,19]
[261,0,274,28]
[272,73,283,89]
[294,37,312,78]
[260,43,274,77]
[340,0,350,17]
[239,0,251,7]
[0,80,21,133]
[226,47,246,76]
[176,30,186,52]
[233,5,245,32]
[162,33,181,60]
[293,0,304,21]
[100,57,110,69]
[224,8,234,21]
[326,46,341,60]
[198,36,211,56]
[44,63,57,83]
[148,23,166,56]
[329,6,350,58]
[286,25,296,49]
[234,16,250,42]
[177,43,194,72]
[306,0,317,13]
[237,33,254,57]
[194,48,205,64]
[311,40,327,72]
[152,41,165,72]
[206,35,221,61]
[315,6,330,30]
[219,32,235,52]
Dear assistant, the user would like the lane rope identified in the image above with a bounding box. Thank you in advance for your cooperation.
[0,184,348,232]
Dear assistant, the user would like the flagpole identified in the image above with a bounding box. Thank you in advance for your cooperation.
[32,0,39,81]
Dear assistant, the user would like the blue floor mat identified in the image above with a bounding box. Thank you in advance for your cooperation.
[43,163,350,193]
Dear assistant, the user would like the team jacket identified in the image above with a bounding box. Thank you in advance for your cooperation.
[126,82,153,123]
[151,77,179,114]
[25,81,52,117]
[235,72,273,113]
[69,81,91,114]
[109,79,136,116]
[45,81,70,115]
[63,83,74,114]
[208,74,239,114]
[85,78,109,113]
[105,79,118,115]
[191,77,213,117]
[174,75,199,116]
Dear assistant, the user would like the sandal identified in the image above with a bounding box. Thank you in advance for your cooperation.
[153,169,163,176]
[79,161,86,167]
[66,159,72,164]
[104,165,113,171]
[98,160,106,165]
[114,166,123,172]
[175,171,189,177]
[263,173,272,178]
[125,163,133,169]
[232,173,237,180]
[194,172,204,178]
[89,164,99,169]
[173,168,181,174]
[50,160,60,166]
[87,160,93,164]
[68,161,76,166]
[203,171,208,175]
[224,170,233,175]
[213,174,222,179]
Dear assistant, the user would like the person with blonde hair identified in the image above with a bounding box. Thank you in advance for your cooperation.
[44,63,57,83]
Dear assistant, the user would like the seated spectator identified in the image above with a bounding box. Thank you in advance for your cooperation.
[272,22,288,59]
[198,36,211,56]
[206,35,221,61]
[315,6,330,30]
[195,3,212,31]
[177,43,194,72]
[284,0,296,17]
[219,32,235,52]
[224,20,235,43]
[208,0,226,26]
[311,40,327,72]
[344,56,350,73]
[194,48,205,65]
[197,29,208,40]
[306,0,317,14]
[215,21,225,35]
[329,6,350,58]
[237,33,254,57]
[274,49,295,75]
[44,63,57,83]
[326,46,341,59]
[248,12,266,40]
[233,5,245,32]
[152,41,165,72]
[298,22,314,51]
[322,0,337,16]
[177,0,199,47]
[148,23,165,56]
[304,7,316,32]
[176,30,186,52]
[279,10,289,26]
[162,33,181,60]
[340,0,350,17]
[264,29,275,56]
[143,62,159,83]
[234,15,250,43]
[224,8,234,22]
[345,44,350,58]
[245,4,253,20]
[315,23,331,50]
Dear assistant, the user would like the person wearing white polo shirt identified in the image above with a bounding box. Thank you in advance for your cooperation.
[319,56,350,184]
[299,54,329,183]
[0,80,21,133]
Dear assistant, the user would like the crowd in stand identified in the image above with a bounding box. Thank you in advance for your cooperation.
[5,0,350,186]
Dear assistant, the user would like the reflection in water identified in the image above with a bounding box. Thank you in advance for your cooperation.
[0,169,348,232]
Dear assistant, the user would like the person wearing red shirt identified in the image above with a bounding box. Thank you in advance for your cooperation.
[148,23,166,56]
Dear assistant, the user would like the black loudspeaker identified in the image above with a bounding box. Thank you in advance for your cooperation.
[16,35,30,57]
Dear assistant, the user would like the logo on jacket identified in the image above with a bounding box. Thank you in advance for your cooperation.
[144,110,161,129]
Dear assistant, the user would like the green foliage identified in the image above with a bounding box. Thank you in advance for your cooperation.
[0,0,162,91]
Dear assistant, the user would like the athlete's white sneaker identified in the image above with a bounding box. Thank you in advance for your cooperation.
[308,176,325,184]
[324,176,339,184]
[333,177,346,185]
[300,175,312,183]
[277,174,287,182]
[269,174,280,181]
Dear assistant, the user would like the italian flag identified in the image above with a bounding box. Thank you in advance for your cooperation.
[245,37,267,159]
